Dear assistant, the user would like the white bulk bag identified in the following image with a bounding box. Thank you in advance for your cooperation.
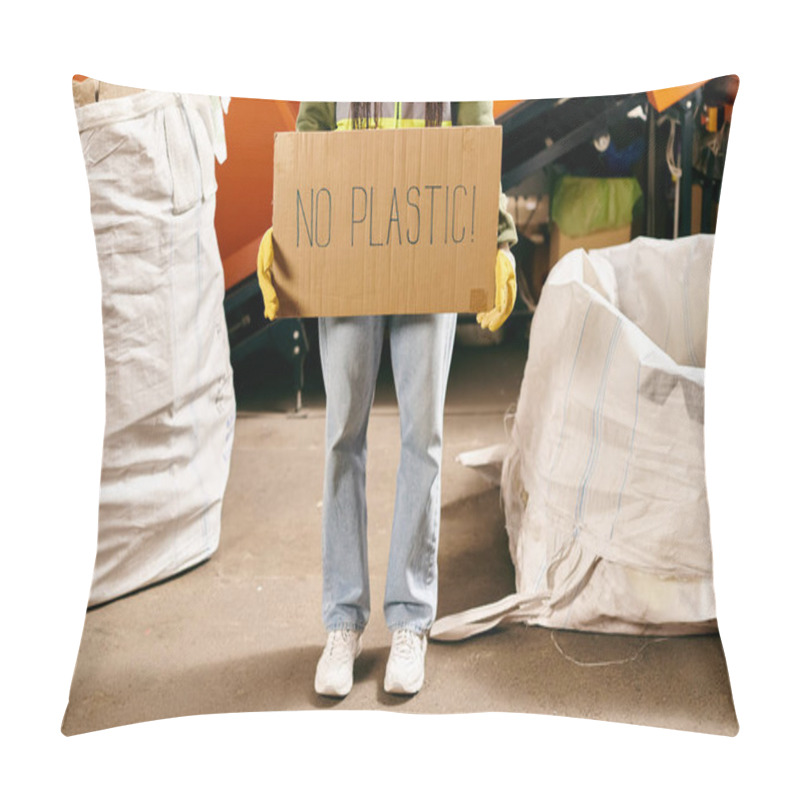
[76,91,236,606]
[432,235,717,639]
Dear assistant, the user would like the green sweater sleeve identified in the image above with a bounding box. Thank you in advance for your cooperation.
[296,102,336,132]
[455,102,518,247]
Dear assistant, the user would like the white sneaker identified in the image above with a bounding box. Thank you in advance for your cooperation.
[314,630,363,697]
[384,629,427,695]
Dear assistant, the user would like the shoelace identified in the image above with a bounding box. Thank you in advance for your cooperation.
[326,630,356,662]
[392,629,421,661]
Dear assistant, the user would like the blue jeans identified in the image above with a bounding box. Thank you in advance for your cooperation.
[318,313,458,634]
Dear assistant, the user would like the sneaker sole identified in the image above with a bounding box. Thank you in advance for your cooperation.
[383,673,424,695]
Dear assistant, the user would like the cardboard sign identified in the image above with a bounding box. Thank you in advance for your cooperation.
[271,126,502,317]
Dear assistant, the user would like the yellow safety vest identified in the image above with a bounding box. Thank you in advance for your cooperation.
[335,102,453,130]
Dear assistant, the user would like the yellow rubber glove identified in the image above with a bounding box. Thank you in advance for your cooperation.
[256,227,279,321]
[476,247,516,332]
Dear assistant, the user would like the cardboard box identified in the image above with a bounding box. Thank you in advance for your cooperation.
[691,182,718,235]
[549,223,632,268]
[271,126,502,317]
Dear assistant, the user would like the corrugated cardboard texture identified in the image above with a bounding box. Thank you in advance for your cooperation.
[549,223,632,268]
[272,126,502,317]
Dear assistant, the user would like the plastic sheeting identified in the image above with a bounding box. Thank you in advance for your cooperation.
[432,235,717,640]
[76,91,236,606]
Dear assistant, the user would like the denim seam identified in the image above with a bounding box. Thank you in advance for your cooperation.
[327,622,366,633]
[388,621,429,635]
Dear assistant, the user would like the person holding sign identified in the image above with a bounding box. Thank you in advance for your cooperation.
[258,102,517,697]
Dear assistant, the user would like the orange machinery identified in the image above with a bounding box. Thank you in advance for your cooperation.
[215,99,300,290]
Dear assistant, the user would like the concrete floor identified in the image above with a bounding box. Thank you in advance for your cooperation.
[62,319,737,736]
